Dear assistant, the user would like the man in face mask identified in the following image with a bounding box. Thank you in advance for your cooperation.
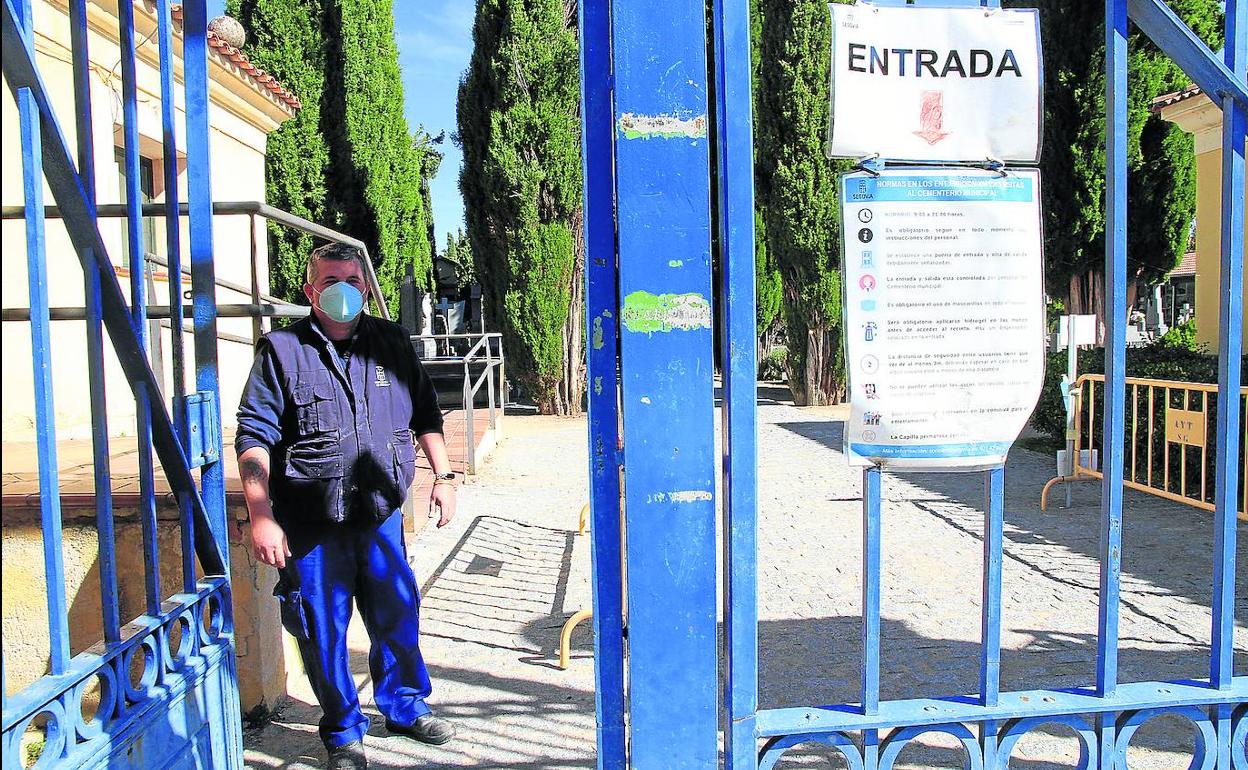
[235,242,456,770]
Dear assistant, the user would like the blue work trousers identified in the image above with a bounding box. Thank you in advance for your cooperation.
[278,510,432,747]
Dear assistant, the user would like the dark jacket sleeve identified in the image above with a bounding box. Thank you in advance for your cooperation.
[410,357,444,436]
[235,338,286,456]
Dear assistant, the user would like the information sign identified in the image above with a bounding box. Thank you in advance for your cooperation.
[842,168,1046,470]
[828,4,1042,163]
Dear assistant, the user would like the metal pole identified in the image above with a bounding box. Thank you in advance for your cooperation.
[1065,314,1078,507]
[464,359,475,475]
[249,212,263,342]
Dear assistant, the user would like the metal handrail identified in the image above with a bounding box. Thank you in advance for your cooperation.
[411,332,505,474]
[1,200,390,324]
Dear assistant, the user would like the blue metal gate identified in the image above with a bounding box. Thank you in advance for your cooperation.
[580,0,1246,767]
[1,0,242,767]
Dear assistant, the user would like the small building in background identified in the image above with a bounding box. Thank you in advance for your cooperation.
[1155,85,1248,353]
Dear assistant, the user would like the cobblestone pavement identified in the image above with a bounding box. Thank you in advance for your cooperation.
[245,386,1246,769]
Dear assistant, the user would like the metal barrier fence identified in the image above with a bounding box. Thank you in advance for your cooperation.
[1042,374,1248,520]
[412,332,505,474]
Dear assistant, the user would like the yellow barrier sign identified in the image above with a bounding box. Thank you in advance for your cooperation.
[1165,406,1206,447]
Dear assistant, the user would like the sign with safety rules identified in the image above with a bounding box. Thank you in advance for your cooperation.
[841,168,1046,471]
[828,4,1043,163]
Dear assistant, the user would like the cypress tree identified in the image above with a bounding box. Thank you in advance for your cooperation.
[227,0,327,304]
[230,0,434,315]
[755,0,854,405]
[458,0,584,415]
[749,0,782,345]
[1004,0,1220,318]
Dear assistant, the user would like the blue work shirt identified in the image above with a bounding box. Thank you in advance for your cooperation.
[235,314,443,525]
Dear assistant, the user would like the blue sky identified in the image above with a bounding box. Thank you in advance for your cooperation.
[210,1,474,248]
[394,1,475,247]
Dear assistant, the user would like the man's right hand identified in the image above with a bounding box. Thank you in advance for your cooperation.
[251,513,291,569]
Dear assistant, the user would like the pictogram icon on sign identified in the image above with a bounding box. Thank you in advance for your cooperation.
[914,91,951,146]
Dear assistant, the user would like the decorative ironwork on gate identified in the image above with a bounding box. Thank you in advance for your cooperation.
[1,1,243,767]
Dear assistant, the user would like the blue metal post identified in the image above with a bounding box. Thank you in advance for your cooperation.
[20,94,71,675]
[862,467,882,717]
[117,0,162,616]
[1212,0,1246,695]
[980,467,1004,769]
[862,467,882,770]
[1213,3,1246,766]
[182,0,230,574]
[1100,0,1128,698]
[712,0,760,767]
[578,0,627,766]
[14,0,70,678]
[155,0,196,595]
[1101,1,1129,763]
[68,0,121,645]
[611,0,718,763]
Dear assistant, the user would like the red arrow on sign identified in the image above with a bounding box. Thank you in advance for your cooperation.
[914,90,951,145]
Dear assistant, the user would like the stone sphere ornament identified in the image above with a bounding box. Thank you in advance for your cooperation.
[208,15,246,49]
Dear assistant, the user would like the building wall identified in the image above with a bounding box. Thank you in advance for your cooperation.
[1159,92,1248,354]
[1193,148,1248,353]
[1,0,281,442]
[1,501,291,716]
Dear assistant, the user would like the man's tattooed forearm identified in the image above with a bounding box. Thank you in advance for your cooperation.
[240,458,269,485]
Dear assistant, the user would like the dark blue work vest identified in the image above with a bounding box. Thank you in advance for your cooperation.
[258,315,439,525]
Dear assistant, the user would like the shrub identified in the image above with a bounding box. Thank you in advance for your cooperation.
[1032,341,1245,441]
[1155,319,1202,352]
[759,346,788,382]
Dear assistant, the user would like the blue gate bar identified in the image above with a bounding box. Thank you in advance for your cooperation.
[1211,1,1246,694]
[577,0,626,765]
[0,0,227,577]
[117,0,163,615]
[711,0,760,767]
[611,0,719,762]
[68,0,121,645]
[979,467,1004,708]
[183,0,230,569]
[1098,0,1128,704]
[980,468,1004,770]
[861,467,882,717]
[19,85,71,675]
[155,0,197,594]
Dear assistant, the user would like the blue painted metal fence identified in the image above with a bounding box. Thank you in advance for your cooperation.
[1,0,242,767]
[581,0,1246,767]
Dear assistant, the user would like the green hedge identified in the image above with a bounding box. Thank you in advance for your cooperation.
[1032,343,1242,440]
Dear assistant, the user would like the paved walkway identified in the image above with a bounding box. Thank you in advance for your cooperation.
[243,384,1246,769]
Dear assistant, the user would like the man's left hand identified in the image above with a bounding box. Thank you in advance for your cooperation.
[430,483,457,528]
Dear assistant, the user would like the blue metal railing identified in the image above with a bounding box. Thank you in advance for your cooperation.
[1,0,242,766]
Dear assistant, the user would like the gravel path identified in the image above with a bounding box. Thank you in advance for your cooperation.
[244,385,1245,769]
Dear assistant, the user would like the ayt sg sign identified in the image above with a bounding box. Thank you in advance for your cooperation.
[828,4,1042,163]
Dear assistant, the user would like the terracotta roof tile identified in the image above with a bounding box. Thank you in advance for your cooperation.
[1170,251,1198,278]
[1152,85,1203,113]
[170,6,301,112]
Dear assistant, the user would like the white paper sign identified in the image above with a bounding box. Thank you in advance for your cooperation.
[828,4,1042,163]
[842,169,1046,471]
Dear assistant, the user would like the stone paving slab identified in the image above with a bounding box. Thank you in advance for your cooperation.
[243,385,1246,769]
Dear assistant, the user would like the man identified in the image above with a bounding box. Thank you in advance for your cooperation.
[236,242,457,770]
